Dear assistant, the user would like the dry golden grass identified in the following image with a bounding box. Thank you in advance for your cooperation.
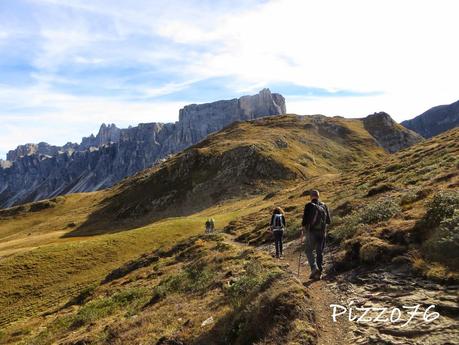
[0,193,274,329]
[0,118,457,344]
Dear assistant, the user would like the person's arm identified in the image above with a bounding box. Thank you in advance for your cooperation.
[282,215,286,228]
[301,204,307,227]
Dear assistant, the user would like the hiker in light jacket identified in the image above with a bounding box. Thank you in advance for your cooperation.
[270,207,286,258]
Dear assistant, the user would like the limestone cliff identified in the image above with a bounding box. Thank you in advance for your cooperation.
[0,89,286,208]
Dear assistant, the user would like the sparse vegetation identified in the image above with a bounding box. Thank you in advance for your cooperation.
[331,197,400,241]
[225,260,282,308]
[0,119,458,344]
[420,192,459,269]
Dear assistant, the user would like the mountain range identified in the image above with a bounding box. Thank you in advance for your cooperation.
[0,89,286,208]
[2,91,458,210]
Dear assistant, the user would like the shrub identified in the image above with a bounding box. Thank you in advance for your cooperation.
[385,163,403,173]
[225,261,281,308]
[154,262,215,298]
[68,288,149,329]
[421,191,459,228]
[360,198,400,224]
[366,183,394,197]
[400,188,430,206]
[423,209,459,269]
[331,198,400,241]
[283,217,303,241]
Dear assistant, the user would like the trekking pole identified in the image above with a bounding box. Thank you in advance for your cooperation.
[297,228,303,277]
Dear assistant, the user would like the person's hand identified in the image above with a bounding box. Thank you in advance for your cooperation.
[301,227,305,242]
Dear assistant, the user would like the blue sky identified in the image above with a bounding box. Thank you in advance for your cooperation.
[1,0,458,158]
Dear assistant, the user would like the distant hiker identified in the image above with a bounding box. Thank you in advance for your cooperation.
[301,190,331,280]
[270,207,286,258]
[205,218,215,234]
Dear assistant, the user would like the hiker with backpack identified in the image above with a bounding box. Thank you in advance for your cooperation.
[205,219,211,234]
[301,190,331,280]
[209,218,215,233]
[270,207,286,258]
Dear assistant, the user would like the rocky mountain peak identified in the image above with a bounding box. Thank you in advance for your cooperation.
[6,142,78,161]
[80,123,121,149]
[0,90,287,208]
[363,112,423,153]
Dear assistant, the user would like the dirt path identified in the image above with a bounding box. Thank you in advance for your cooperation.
[222,231,353,344]
[272,239,352,345]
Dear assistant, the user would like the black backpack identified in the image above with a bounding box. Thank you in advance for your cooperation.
[273,214,284,230]
[310,202,327,232]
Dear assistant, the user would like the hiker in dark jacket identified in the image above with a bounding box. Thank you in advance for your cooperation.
[301,190,331,280]
[270,207,286,258]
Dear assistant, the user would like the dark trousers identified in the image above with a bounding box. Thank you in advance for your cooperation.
[305,230,326,271]
[273,230,284,257]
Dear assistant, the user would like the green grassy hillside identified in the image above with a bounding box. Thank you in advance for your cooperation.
[0,116,457,344]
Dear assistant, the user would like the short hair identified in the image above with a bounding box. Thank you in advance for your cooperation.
[310,190,320,198]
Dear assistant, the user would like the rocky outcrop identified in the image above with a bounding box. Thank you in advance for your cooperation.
[160,88,286,154]
[80,123,121,150]
[401,99,459,138]
[363,112,423,153]
[6,142,78,161]
[0,89,286,208]
[333,266,459,345]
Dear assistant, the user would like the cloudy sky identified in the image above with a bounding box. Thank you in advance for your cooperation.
[1,0,458,158]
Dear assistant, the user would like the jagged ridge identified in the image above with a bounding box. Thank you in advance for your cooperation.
[0,89,286,208]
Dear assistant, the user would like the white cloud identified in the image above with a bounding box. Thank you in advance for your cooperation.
[1,0,459,159]
[156,0,459,118]
[0,84,187,157]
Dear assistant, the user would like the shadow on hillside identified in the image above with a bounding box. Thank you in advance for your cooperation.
[60,183,261,238]
[61,197,214,238]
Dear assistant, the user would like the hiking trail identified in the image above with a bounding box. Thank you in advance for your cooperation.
[278,238,352,345]
[222,232,352,345]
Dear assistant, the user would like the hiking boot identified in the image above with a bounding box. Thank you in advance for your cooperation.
[315,269,322,280]
[309,268,319,280]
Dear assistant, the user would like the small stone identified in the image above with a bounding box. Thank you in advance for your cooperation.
[201,316,214,327]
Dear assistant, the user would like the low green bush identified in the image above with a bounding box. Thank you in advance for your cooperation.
[225,261,281,308]
[283,217,303,241]
[154,262,215,298]
[421,191,459,268]
[400,187,430,206]
[385,163,403,173]
[331,198,400,241]
[69,288,149,329]
[421,191,459,228]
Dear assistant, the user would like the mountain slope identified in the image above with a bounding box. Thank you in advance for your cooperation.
[401,99,459,138]
[0,119,457,345]
[0,89,286,208]
[76,114,388,233]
